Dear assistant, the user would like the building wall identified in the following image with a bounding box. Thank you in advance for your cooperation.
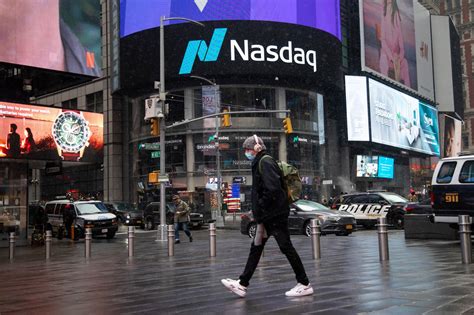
[440,0,473,151]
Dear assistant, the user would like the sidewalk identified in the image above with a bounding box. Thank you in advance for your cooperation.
[1,229,474,314]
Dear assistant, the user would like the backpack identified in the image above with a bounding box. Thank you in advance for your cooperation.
[258,155,303,203]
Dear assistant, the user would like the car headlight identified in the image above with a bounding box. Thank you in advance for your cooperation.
[320,215,339,222]
[199,214,203,218]
[126,214,131,219]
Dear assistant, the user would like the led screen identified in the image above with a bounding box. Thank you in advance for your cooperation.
[368,79,440,156]
[0,101,103,162]
[357,155,379,177]
[356,155,394,179]
[345,75,369,141]
[360,0,434,100]
[120,0,341,40]
[0,0,102,77]
[377,156,394,179]
[442,115,462,158]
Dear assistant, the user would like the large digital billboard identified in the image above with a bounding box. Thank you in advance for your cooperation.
[345,75,370,141]
[0,101,103,162]
[360,0,434,100]
[120,20,342,92]
[120,0,341,40]
[441,114,462,158]
[0,0,102,77]
[368,79,440,156]
[356,155,394,179]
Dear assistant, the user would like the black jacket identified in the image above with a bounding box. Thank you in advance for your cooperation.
[251,151,289,223]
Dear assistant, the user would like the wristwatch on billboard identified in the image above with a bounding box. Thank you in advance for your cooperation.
[52,109,92,161]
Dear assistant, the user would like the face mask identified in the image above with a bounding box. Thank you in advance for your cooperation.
[245,152,255,161]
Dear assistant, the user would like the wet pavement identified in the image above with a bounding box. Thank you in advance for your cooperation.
[1,227,474,314]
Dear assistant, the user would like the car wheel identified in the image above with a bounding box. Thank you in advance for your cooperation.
[248,223,257,238]
[106,231,116,239]
[393,215,404,229]
[145,217,155,230]
[304,222,311,237]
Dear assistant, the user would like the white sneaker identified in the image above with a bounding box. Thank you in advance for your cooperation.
[221,278,247,298]
[285,283,314,297]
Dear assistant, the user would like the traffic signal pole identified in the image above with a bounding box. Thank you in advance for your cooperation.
[158,16,166,241]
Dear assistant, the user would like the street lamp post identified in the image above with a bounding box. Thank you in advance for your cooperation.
[190,75,224,227]
[156,16,205,241]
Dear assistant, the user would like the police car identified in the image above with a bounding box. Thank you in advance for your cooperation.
[431,154,474,225]
[45,200,118,239]
[331,191,410,229]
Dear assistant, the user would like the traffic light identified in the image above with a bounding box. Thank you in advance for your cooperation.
[150,118,160,136]
[283,117,293,134]
[221,108,232,127]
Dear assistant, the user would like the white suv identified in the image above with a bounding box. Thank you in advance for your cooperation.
[45,200,118,239]
[431,154,474,224]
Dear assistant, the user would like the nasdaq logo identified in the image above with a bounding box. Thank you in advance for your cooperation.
[179,28,227,75]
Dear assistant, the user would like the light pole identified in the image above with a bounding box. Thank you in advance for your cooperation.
[190,75,224,227]
[157,16,205,241]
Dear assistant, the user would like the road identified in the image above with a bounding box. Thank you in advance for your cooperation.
[1,228,474,314]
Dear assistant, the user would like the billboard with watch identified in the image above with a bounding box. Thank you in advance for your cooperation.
[0,101,103,162]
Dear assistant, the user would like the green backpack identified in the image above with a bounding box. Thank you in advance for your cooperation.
[258,155,303,203]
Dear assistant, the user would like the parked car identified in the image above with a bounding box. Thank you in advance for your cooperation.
[45,200,118,239]
[404,198,433,214]
[142,202,175,230]
[240,200,356,238]
[331,191,411,229]
[104,202,144,227]
[431,154,474,226]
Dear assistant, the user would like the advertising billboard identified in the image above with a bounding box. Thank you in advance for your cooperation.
[0,0,102,77]
[345,75,370,141]
[0,101,103,162]
[368,79,440,156]
[120,20,342,91]
[120,0,341,40]
[356,155,394,179]
[441,115,462,158]
[360,0,434,100]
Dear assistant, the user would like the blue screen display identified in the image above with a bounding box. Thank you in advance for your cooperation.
[120,0,341,39]
[377,156,394,179]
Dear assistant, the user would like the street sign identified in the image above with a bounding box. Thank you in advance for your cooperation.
[151,151,161,158]
[139,142,160,150]
[158,175,170,183]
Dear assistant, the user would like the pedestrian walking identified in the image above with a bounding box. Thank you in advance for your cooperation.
[172,195,193,244]
[221,135,313,298]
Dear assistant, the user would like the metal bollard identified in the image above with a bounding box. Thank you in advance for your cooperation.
[85,228,92,258]
[233,212,236,224]
[459,215,472,264]
[167,224,174,257]
[8,232,15,261]
[311,219,321,260]
[377,217,389,261]
[209,223,216,257]
[45,230,52,259]
[128,226,135,257]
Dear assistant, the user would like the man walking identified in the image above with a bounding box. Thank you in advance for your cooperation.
[172,195,193,244]
[221,135,313,297]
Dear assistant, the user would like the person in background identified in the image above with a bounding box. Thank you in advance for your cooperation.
[221,135,313,298]
[21,127,37,153]
[172,195,193,244]
[5,124,21,158]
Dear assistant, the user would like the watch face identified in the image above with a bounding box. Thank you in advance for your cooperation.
[52,111,91,152]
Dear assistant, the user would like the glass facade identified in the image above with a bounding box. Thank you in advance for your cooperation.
[128,85,328,208]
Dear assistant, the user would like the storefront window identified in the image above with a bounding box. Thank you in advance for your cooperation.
[0,161,27,244]
[286,90,319,130]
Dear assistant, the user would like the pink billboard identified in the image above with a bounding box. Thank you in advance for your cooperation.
[361,0,418,92]
[0,101,103,162]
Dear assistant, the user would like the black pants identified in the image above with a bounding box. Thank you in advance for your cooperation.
[239,218,309,287]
